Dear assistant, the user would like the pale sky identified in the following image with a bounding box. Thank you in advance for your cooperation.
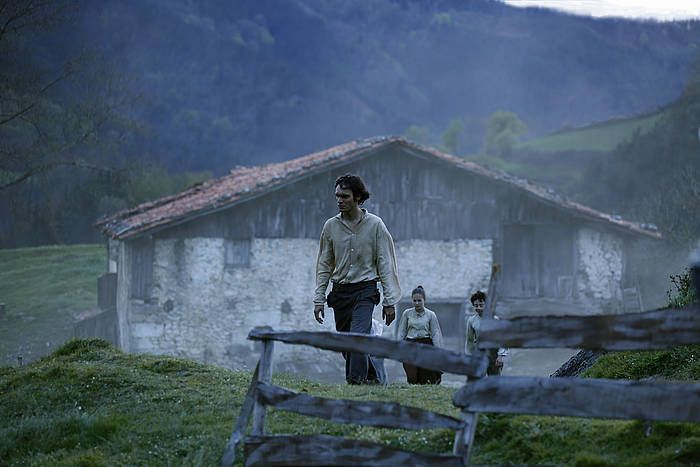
[502,1,700,21]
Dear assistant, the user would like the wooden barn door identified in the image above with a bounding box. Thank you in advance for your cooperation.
[535,225,575,299]
[502,225,537,298]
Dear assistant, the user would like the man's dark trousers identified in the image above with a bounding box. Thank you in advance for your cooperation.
[328,281,380,384]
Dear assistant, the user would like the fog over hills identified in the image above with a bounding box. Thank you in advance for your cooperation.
[72,0,700,171]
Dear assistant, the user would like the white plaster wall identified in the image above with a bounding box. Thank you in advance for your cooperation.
[125,236,493,381]
[576,228,623,302]
[396,239,492,301]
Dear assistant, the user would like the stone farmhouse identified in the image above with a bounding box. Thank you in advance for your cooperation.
[95,137,660,378]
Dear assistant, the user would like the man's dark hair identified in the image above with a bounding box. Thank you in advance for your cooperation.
[335,174,370,204]
[470,290,486,304]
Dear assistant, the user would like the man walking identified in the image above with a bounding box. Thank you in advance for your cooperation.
[313,174,401,384]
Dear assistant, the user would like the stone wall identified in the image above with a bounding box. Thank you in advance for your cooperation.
[575,227,624,311]
[119,236,493,381]
[395,239,492,300]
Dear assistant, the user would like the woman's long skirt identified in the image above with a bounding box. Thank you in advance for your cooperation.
[402,337,442,384]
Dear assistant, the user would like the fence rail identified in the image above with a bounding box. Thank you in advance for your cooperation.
[244,434,462,467]
[257,381,463,430]
[224,286,700,466]
[454,376,700,422]
[478,303,700,350]
[248,327,488,377]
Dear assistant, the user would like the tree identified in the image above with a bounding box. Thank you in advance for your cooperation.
[0,0,130,192]
[403,124,429,145]
[483,111,527,157]
[441,118,463,154]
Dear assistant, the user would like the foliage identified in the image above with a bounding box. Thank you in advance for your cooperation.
[584,270,699,381]
[6,0,700,246]
[578,60,700,244]
[0,162,210,247]
[0,0,134,192]
[403,124,429,145]
[483,111,527,157]
[668,269,697,308]
[440,118,463,154]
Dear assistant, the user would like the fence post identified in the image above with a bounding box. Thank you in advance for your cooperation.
[251,339,274,435]
[484,263,500,319]
[453,411,479,466]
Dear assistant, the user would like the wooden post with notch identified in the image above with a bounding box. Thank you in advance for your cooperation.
[251,338,274,435]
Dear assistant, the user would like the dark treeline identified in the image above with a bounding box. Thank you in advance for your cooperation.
[2,0,700,247]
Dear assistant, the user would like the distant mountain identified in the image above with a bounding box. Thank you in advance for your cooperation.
[68,0,700,170]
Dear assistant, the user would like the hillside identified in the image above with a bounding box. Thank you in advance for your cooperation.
[518,108,667,153]
[0,244,104,366]
[2,247,700,464]
[2,338,699,465]
[33,0,700,170]
[5,0,700,248]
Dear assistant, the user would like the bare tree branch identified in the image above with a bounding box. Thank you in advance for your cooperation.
[1,160,121,191]
[0,66,71,126]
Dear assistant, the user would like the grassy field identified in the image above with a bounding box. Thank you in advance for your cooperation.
[1,338,699,466]
[519,111,665,153]
[0,244,104,366]
[2,245,699,465]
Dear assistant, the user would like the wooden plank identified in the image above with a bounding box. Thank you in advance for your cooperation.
[251,340,274,435]
[453,376,700,422]
[256,382,462,430]
[248,327,488,377]
[221,363,260,467]
[97,272,117,311]
[244,435,461,466]
[452,411,478,466]
[483,264,500,319]
[478,304,700,350]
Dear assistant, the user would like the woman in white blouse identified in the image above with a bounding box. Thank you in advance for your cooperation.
[397,285,444,384]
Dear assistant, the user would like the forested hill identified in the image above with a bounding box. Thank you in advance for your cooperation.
[75,0,700,171]
[4,0,700,247]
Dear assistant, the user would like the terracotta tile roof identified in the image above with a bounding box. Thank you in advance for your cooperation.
[96,136,661,240]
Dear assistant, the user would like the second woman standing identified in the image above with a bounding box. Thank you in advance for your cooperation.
[397,285,444,384]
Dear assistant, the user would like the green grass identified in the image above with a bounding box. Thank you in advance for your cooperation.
[584,345,700,381]
[520,111,665,153]
[2,248,699,465]
[1,338,699,466]
[0,244,104,366]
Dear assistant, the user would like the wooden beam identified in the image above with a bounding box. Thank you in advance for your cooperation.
[478,304,700,350]
[220,363,259,467]
[243,435,461,466]
[256,382,462,430]
[483,264,500,319]
[452,411,478,466]
[251,340,274,435]
[248,328,488,378]
[453,376,700,422]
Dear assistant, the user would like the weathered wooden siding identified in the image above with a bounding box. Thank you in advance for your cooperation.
[156,147,576,244]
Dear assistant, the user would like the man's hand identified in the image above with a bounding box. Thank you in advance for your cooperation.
[313,304,325,324]
[382,305,395,326]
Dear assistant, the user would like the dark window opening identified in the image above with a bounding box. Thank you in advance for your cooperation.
[130,237,153,300]
[225,239,251,268]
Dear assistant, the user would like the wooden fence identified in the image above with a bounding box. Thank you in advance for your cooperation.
[221,296,700,465]
[221,328,489,466]
[452,301,700,464]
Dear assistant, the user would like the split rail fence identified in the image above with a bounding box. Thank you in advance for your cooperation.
[221,302,700,466]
